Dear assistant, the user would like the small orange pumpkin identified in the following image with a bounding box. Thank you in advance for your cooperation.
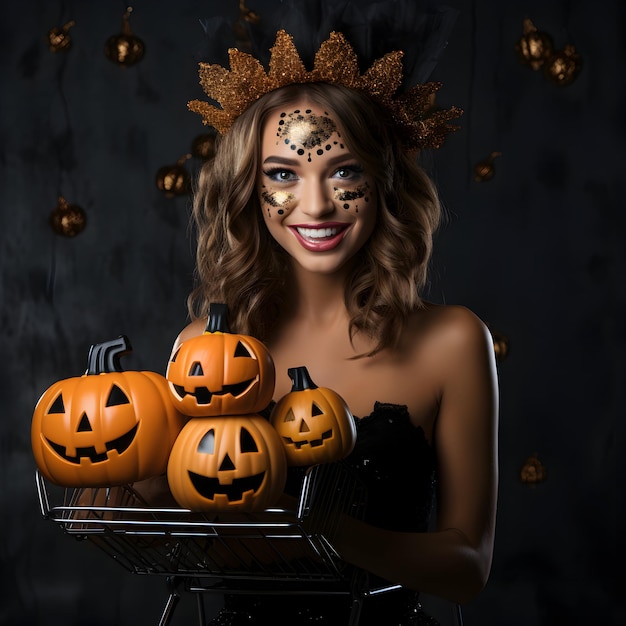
[31,336,186,487]
[166,303,275,416]
[270,366,356,466]
[167,415,287,512]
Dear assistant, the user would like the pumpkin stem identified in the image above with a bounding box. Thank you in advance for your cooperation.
[205,303,231,333]
[86,335,132,375]
[288,366,318,392]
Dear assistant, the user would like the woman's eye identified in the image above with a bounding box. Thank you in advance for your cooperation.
[333,165,364,180]
[264,168,296,182]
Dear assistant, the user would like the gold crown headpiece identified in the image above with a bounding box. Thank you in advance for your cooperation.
[188,29,462,150]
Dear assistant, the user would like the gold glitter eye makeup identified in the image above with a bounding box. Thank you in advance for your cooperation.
[260,188,296,217]
[333,183,371,212]
[275,110,343,162]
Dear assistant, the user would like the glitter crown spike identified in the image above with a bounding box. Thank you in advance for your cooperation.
[188,30,461,150]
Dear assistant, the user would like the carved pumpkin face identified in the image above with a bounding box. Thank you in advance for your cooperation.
[31,336,186,487]
[166,304,275,416]
[167,416,287,512]
[270,366,356,466]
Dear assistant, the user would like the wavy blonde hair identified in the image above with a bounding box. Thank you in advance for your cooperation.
[188,83,441,355]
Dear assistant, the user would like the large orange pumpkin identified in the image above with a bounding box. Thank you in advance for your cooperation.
[167,415,287,512]
[31,336,186,487]
[166,303,275,416]
[270,366,356,466]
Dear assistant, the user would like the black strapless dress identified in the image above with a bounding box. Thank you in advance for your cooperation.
[207,402,439,625]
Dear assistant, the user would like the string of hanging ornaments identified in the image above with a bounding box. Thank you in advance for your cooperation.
[155,0,260,198]
[515,17,582,86]
[46,17,86,237]
[191,0,259,161]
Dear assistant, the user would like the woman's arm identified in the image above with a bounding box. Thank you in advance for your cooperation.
[333,306,499,604]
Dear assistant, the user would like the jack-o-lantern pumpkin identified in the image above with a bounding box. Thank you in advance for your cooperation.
[167,415,287,512]
[166,303,275,417]
[31,336,186,487]
[270,366,356,466]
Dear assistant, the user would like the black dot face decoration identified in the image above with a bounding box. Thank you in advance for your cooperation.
[260,108,372,220]
[333,183,371,214]
[260,188,296,217]
[276,109,340,162]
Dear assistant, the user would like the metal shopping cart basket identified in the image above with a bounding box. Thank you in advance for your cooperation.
[36,461,403,625]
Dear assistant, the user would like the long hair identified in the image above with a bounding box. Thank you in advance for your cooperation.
[188,83,441,355]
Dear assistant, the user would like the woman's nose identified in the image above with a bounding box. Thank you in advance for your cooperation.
[299,179,334,218]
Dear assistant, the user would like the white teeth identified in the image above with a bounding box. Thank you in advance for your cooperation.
[297,227,338,239]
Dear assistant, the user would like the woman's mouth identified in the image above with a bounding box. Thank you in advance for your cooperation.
[290,223,350,251]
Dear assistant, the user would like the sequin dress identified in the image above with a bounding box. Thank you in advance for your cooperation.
[207,402,439,625]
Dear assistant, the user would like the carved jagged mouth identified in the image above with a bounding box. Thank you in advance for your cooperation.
[45,423,138,464]
[188,471,265,502]
[282,429,332,450]
[172,379,255,405]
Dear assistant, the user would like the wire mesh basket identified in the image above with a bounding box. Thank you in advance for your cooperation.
[36,461,395,625]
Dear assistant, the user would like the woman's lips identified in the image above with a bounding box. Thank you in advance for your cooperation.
[289,223,351,252]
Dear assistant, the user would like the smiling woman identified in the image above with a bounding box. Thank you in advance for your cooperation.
[258,100,378,274]
[171,10,498,626]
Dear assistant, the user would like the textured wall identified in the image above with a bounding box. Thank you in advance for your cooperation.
[0,1,622,625]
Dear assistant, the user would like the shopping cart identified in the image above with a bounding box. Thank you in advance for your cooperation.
[36,461,403,625]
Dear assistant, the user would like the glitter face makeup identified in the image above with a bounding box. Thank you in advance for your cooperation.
[333,183,371,213]
[260,189,296,216]
[276,109,342,162]
[257,100,377,275]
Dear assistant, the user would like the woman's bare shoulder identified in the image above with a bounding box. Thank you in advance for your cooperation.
[170,318,207,355]
[414,302,489,335]
[408,302,494,364]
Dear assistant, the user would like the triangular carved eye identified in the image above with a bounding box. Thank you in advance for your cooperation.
[240,427,258,453]
[77,412,92,432]
[48,393,65,414]
[283,408,296,423]
[106,384,130,407]
[234,341,252,358]
[190,362,204,376]
[198,429,215,454]
[312,402,324,416]
[170,347,180,363]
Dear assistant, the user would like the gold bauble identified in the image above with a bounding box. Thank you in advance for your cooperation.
[490,328,510,362]
[105,7,145,67]
[515,18,553,71]
[238,0,261,24]
[232,0,261,52]
[474,152,502,182]
[50,196,86,237]
[520,453,547,485]
[544,44,582,86]
[47,20,76,52]
[191,133,217,161]
[156,154,191,198]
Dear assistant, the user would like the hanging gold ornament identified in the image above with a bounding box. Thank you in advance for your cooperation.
[49,196,87,237]
[520,453,547,485]
[47,20,76,52]
[191,132,217,161]
[490,328,510,362]
[232,0,262,52]
[474,152,502,182]
[156,154,192,198]
[543,44,582,86]
[105,6,145,67]
[515,18,553,71]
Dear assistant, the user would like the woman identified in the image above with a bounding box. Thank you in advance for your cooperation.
[174,24,498,626]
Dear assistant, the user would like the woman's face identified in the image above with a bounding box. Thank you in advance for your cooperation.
[257,99,377,276]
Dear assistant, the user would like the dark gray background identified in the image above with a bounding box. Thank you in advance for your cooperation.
[1,0,622,624]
